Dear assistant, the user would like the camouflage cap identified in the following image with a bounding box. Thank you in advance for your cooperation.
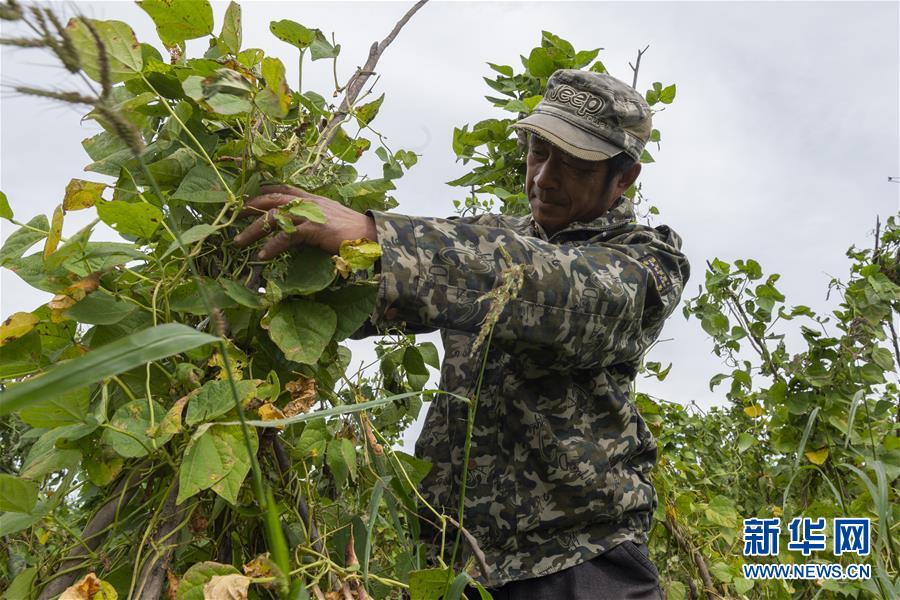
[512,69,652,162]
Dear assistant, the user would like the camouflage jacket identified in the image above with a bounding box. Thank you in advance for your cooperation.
[366,197,690,587]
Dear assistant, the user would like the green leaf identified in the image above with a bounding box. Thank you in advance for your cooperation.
[261,299,336,365]
[66,18,143,83]
[392,451,432,487]
[269,19,316,49]
[409,567,451,600]
[178,424,257,504]
[185,379,258,425]
[355,93,384,128]
[286,200,326,224]
[526,47,555,77]
[84,449,125,486]
[4,567,38,600]
[97,200,164,239]
[704,495,739,527]
[487,62,513,76]
[0,511,42,537]
[144,147,198,187]
[176,561,240,600]
[446,573,471,600]
[19,388,91,428]
[63,179,106,211]
[315,284,377,341]
[871,346,895,371]
[210,425,258,504]
[701,312,729,337]
[417,342,440,369]
[309,30,339,61]
[218,1,242,54]
[0,474,38,513]
[206,92,252,115]
[219,278,267,309]
[339,239,382,271]
[169,278,236,315]
[172,165,234,204]
[404,347,429,377]
[0,324,219,418]
[102,398,171,458]
[277,246,336,295]
[295,419,327,459]
[327,437,356,487]
[161,224,218,258]
[0,215,48,267]
[573,48,601,68]
[659,84,677,104]
[0,190,11,220]
[736,432,756,452]
[20,425,87,478]
[138,0,214,47]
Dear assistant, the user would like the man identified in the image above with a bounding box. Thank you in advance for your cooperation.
[235,69,689,599]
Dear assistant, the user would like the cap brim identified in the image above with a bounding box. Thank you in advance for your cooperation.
[512,112,623,161]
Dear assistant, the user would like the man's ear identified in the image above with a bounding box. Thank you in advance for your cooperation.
[613,162,642,197]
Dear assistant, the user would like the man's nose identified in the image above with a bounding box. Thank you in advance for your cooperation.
[533,156,561,190]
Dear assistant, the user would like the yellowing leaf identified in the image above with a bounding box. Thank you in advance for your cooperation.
[332,255,351,279]
[65,273,102,301]
[156,395,189,437]
[339,238,381,271]
[64,179,106,211]
[203,573,250,600]
[257,402,285,423]
[805,447,829,465]
[743,404,764,418]
[0,312,39,345]
[243,554,274,578]
[44,205,64,258]
[37,528,51,545]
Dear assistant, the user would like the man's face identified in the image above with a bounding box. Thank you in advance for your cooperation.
[525,135,616,236]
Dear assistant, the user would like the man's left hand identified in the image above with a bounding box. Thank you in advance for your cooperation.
[232,184,377,259]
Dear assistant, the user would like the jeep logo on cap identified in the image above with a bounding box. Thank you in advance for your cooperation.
[545,84,605,116]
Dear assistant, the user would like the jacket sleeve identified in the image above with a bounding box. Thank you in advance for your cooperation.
[366,211,690,371]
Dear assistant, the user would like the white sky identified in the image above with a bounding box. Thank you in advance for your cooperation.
[2,1,899,450]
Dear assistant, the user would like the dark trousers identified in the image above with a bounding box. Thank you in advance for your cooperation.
[465,542,663,600]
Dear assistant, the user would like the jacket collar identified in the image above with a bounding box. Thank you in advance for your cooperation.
[529,196,636,242]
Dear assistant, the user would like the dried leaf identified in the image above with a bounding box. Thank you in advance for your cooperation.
[59,572,117,600]
[332,255,351,279]
[283,377,317,416]
[65,273,102,300]
[166,569,179,600]
[202,573,250,600]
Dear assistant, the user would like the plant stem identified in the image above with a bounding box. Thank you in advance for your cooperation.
[446,326,493,591]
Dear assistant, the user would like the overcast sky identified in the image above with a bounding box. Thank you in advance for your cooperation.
[2,1,898,450]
